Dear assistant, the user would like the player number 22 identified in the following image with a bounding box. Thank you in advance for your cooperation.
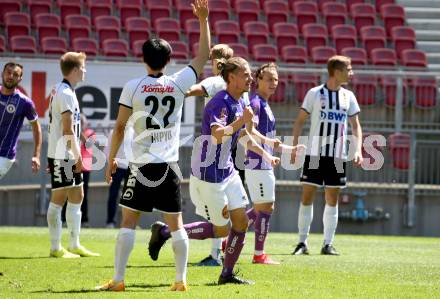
[145,95,175,129]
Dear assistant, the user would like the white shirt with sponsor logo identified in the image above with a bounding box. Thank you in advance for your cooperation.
[301,84,360,160]
[119,66,197,164]
[47,81,81,159]
[200,75,250,106]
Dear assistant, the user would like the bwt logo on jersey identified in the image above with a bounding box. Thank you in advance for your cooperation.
[141,84,174,94]
[320,111,347,122]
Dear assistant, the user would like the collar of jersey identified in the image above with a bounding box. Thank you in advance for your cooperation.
[148,73,163,78]
[62,79,73,90]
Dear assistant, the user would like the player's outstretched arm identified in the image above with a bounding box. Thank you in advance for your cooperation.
[61,111,83,173]
[30,120,42,173]
[239,128,280,167]
[189,0,210,76]
[349,114,363,167]
[290,109,308,163]
[185,83,207,97]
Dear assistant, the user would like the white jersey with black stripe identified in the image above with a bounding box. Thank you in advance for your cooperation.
[119,66,197,164]
[47,80,81,159]
[301,84,360,160]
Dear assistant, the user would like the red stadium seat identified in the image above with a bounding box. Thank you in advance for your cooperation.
[244,21,269,52]
[292,1,318,34]
[371,48,397,66]
[146,0,171,21]
[5,12,30,40]
[391,26,416,59]
[209,0,230,32]
[292,74,319,103]
[229,42,249,60]
[380,4,405,37]
[176,0,197,29]
[125,17,150,49]
[95,15,120,46]
[350,3,375,34]
[346,0,364,11]
[102,39,129,57]
[317,0,336,11]
[264,1,289,33]
[311,46,336,64]
[0,1,21,25]
[215,20,240,44]
[401,49,427,68]
[10,36,37,53]
[235,0,259,30]
[116,0,142,28]
[350,75,377,105]
[169,41,189,60]
[133,39,144,57]
[388,133,410,170]
[41,36,67,55]
[375,0,395,13]
[380,76,408,107]
[0,35,5,52]
[65,15,91,44]
[321,2,347,34]
[281,45,307,63]
[341,47,367,65]
[35,13,60,40]
[28,0,51,25]
[412,77,438,108]
[303,23,328,55]
[273,23,298,54]
[253,44,277,62]
[185,19,200,47]
[360,26,386,56]
[72,37,98,56]
[332,24,357,53]
[154,18,180,42]
[58,0,82,25]
[87,0,112,26]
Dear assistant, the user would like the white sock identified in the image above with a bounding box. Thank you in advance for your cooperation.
[298,203,313,244]
[66,202,82,249]
[211,238,222,260]
[323,204,338,245]
[171,229,189,283]
[113,228,135,282]
[47,202,62,251]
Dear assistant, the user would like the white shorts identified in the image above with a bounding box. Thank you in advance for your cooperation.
[189,172,249,226]
[0,157,14,180]
[245,169,276,204]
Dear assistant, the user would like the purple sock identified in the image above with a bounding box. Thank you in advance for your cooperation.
[183,222,215,240]
[160,225,171,239]
[221,229,246,277]
[254,211,272,252]
[247,208,257,228]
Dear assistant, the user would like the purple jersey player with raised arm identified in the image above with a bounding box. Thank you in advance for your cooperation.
[0,62,41,180]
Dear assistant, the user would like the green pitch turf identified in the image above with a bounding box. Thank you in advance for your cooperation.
[0,227,439,298]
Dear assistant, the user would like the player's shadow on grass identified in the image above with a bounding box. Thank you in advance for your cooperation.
[100,263,175,269]
[31,283,173,294]
[0,256,50,260]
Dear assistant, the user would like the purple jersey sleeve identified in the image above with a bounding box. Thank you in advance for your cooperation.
[24,98,38,122]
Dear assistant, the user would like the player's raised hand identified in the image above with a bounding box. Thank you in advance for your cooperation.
[270,156,281,167]
[105,158,118,184]
[243,106,254,123]
[31,156,40,173]
[353,151,363,167]
[192,0,209,20]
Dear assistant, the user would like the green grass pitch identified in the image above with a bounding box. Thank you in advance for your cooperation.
[0,227,439,298]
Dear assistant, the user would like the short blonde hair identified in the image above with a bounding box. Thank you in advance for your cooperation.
[218,57,249,83]
[210,44,234,60]
[327,55,351,77]
[60,52,86,77]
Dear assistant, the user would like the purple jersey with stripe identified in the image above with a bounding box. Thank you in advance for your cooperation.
[246,93,276,170]
[0,88,38,160]
[191,90,245,183]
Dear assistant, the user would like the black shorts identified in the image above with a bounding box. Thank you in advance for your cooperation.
[119,162,182,213]
[47,158,83,190]
[300,155,347,188]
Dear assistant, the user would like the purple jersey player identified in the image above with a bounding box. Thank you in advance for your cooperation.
[0,62,41,180]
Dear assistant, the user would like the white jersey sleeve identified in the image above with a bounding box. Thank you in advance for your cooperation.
[169,66,197,95]
[347,91,361,116]
[119,78,143,108]
[59,90,76,114]
[201,76,226,98]
[301,89,316,114]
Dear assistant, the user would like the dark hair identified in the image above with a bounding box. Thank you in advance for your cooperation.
[3,62,23,75]
[255,62,277,81]
[142,38,172,70]
[218,57,248,83]
[327,55,351,76]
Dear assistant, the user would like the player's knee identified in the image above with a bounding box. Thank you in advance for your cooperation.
[231,215,248,232]
[213,225,229,238]
[256,202,274,213]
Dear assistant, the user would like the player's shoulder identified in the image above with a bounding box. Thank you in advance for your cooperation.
[202,75,224,85]
[14,89,32,103]
[309,84,325,94]
[206,90,228,108]
[124,76,146,90]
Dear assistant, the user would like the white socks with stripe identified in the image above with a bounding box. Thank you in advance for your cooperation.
[47,202,62,251]
[171,228,189,283]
